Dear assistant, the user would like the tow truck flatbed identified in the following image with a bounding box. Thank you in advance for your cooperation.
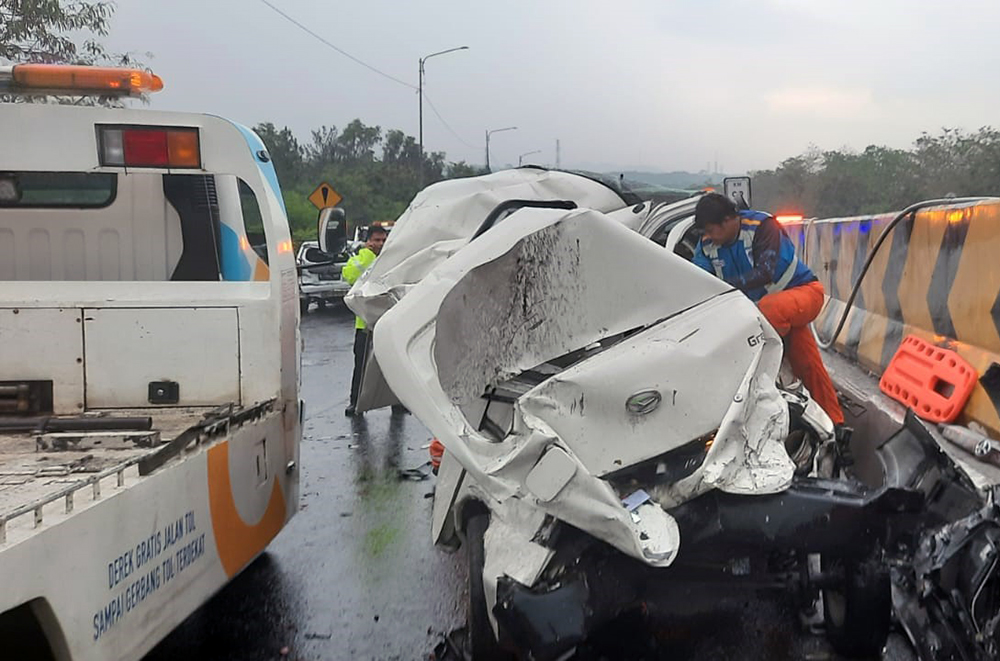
[0,405,264,546]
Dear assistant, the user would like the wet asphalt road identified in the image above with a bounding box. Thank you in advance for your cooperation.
[146,306,916,661]
[147,305,467,661]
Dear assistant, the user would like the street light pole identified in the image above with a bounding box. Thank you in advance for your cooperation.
[418,45,468,186]
[485,126,517,172]
[518,150,541,167]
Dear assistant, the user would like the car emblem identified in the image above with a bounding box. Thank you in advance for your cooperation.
[626,390,662,415]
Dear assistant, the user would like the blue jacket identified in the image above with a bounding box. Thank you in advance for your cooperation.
[692,210,816,302]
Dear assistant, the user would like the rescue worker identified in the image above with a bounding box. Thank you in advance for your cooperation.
[342,225,387,416]
[692,193,845,427]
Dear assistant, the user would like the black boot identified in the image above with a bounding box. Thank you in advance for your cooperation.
[834,425,855,469]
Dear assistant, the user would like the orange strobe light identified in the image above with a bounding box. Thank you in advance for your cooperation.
[8,64,163,96]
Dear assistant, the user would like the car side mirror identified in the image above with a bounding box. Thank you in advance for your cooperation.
[304,247,328,263]
[317,207,347,255]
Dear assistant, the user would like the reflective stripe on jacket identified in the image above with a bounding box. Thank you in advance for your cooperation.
[342,248,377,330]
[692,210,816,302]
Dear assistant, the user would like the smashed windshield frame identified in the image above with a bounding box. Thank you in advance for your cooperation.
[557,168,701,206]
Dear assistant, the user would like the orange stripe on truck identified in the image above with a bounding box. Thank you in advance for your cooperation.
[207,442,286,578]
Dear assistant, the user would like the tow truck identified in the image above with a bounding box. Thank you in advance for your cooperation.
[0,64,300,660]
[335,166,1000,660]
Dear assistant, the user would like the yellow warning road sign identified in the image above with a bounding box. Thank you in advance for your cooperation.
[308,182,342,210]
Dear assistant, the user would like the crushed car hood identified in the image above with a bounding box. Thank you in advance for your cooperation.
[345,168,628,328]
[371,203,794,566]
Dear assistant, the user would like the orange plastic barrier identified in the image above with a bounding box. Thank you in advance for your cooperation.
[429,438,445,473]
[879,335,978,423]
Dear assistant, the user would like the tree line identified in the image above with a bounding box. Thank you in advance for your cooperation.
[254,120,486,243]
[260,121,1000,242]
[751,127,1000,218]
[7,1,1000,228]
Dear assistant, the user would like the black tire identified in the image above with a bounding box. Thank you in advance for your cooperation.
[299,299,309,315]
[822,555,892,658]
[467,513,510,661]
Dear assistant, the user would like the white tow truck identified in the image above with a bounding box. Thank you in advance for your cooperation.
[0,64,300,660]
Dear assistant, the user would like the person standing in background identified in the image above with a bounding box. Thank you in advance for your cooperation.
[342,226,387,416]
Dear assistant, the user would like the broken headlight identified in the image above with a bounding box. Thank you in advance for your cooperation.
[607,431,716,487]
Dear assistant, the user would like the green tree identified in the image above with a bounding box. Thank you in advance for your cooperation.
[751,128,1000,218]
[253,118,494,246]
[751,148,822,214]
[337,119,382,162]
[253,122,305,187]
[305,125,339,168]
[444,161,487,179]
[283,192,319,244]
[913,127,1000,198]
[382,129,421,167]
[0,0,148,104]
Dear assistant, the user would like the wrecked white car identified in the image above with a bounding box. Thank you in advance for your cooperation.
[342,169,971,660]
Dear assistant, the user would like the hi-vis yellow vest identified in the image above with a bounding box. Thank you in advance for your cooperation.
[342,248,376,330]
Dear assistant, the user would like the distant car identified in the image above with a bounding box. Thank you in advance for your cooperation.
[297,241,351,313]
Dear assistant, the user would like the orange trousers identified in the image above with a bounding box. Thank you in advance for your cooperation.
[757,280,845,425]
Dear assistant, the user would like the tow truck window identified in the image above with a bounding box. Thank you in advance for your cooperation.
[0,172,268,282]
[239,178,269,265]
[0,172,117,208]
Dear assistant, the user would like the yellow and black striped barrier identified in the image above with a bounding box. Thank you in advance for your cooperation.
[783,201,1000,439]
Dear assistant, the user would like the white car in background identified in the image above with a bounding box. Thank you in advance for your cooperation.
[296,240,350,313]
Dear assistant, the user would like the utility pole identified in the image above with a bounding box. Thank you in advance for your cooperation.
[418,60,423,180]
[485,126,517,172]
[518,150,541,167]
[556,139,561,168]
[418,46,468,186]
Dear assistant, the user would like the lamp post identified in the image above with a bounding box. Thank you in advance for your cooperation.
[485,126,517,172]
[419,46,468,186]
[518,150,541,167]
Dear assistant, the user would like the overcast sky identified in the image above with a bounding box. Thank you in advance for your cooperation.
[104,0,1000,173]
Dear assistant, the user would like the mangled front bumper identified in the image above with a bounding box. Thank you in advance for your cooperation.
[492,477,923,661]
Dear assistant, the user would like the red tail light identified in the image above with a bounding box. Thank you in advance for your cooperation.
[98,126,201,169]
[123,130,170,167]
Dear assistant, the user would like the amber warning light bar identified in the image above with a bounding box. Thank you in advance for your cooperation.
[0,64,163,97]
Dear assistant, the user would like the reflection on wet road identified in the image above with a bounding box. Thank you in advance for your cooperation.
[146,307,915,661]
[146,306,467,661]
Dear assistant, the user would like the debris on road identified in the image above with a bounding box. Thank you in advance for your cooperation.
[397,462,433,481]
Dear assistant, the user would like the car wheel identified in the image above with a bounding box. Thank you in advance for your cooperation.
[299,299,309,315]
[467,514,511,661]
[822,554,892,658]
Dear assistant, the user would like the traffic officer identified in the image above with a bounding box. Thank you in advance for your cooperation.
[342,225,387,416]
[691,193,845,427]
